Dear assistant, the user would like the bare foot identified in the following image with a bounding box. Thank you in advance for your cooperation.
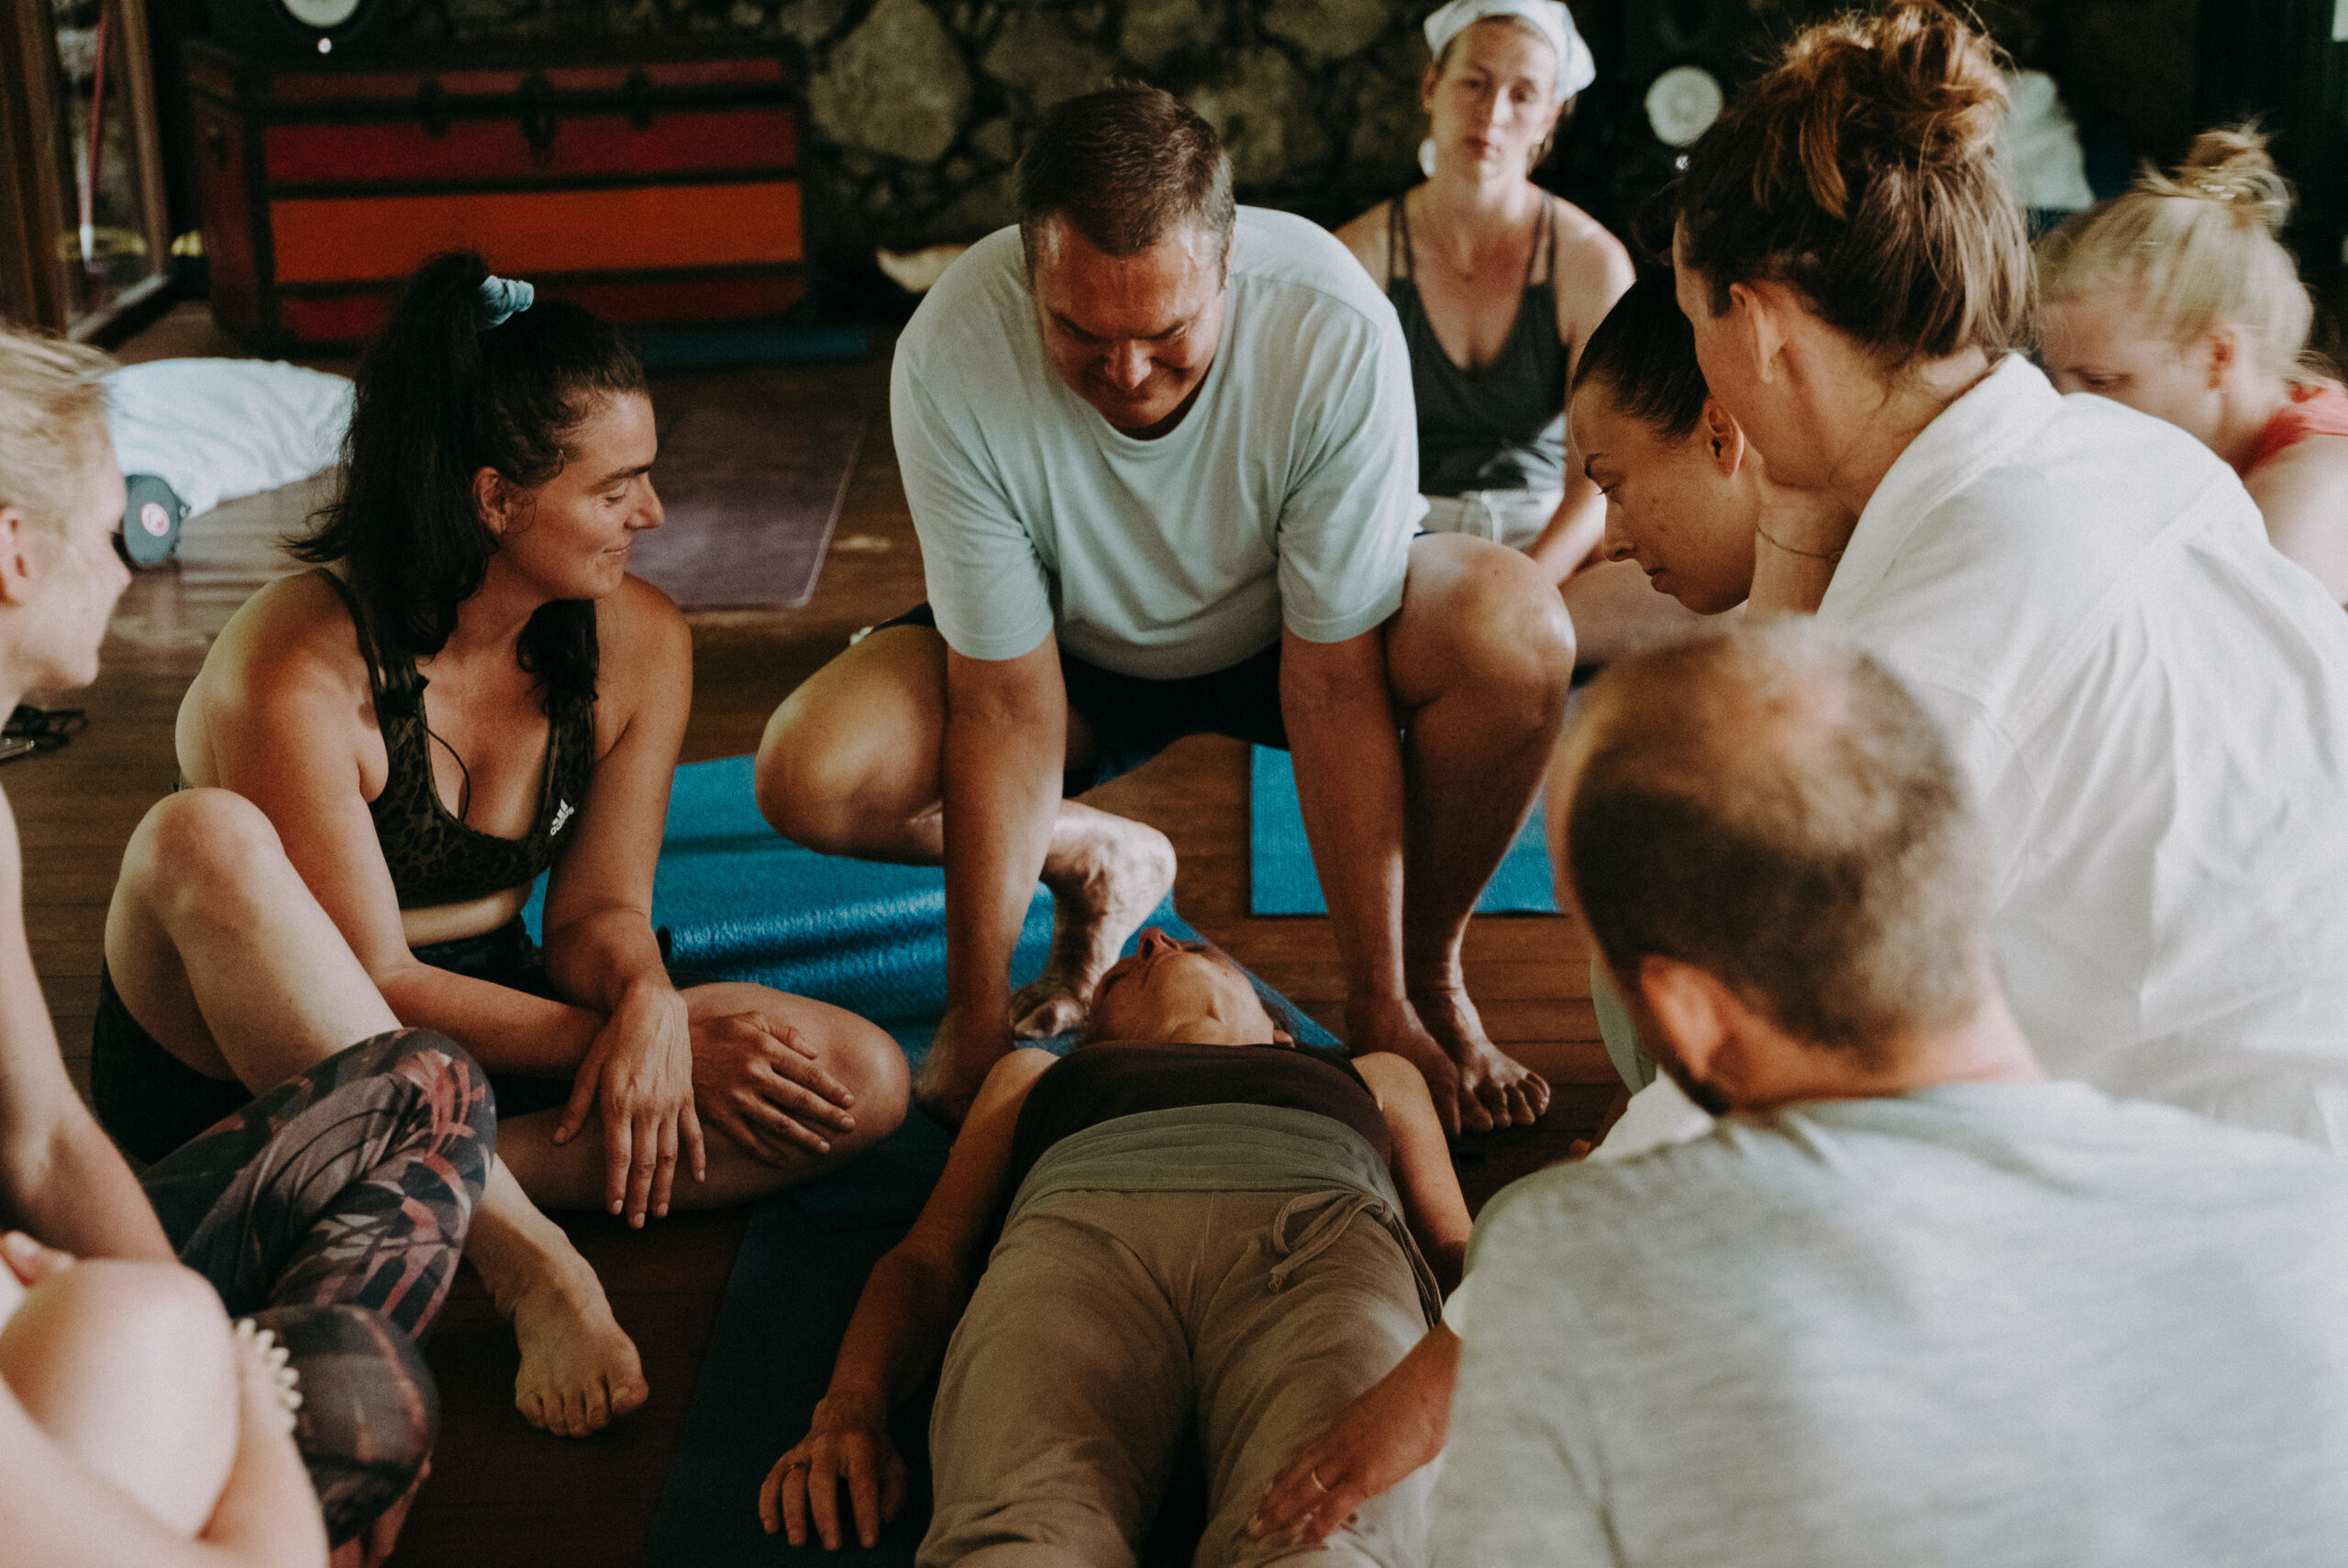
[1346,996,1474,1135]
[504,1258,648,1439]
[1010,809,1177,1039]
[912,1008,1001,1130]
[1412,987,1550,1130]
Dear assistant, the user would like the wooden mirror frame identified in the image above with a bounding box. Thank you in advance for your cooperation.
[0,0,172,338]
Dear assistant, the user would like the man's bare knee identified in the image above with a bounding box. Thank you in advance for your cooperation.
[755,639,946,855]
[752,729,875,855]
[1401,538,1577,701]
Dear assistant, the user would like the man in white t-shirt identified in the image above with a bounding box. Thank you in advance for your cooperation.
[756,85,1576,1126]
[1258,623,2348,1565]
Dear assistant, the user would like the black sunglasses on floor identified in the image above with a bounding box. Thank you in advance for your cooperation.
[2,705,88,761]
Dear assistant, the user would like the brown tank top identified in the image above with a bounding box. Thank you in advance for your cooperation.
[314,569,598,910]
[1003,1042,1389,1200]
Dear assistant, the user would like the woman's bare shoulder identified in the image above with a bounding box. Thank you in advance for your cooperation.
[202,569,371,697]
[1546,197,1636,340]
[1332,200,1398,283]
[593,574,690,686]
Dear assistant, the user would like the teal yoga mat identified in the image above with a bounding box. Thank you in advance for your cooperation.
[533,756,1332,1565]
[1246,745,1559,917]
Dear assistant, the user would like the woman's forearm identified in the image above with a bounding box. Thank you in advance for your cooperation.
[821,1246,969,1420]
[1527,482,1607,585]
[15,1116,172,1263]
[373,960,603,1077]
[539,906,670,1015]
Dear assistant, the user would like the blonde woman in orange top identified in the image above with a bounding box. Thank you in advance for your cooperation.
[2039,127,2348,602]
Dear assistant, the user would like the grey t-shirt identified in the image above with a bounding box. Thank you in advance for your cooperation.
[1433,1083,2348,1567]
[891,210,1423,680]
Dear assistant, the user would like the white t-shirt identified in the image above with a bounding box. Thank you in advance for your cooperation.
[1818,357,2348,1147]
[1434,1083,2348,1568]
[890,210,1424,679]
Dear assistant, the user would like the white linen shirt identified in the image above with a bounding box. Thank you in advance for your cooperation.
[890,210,1424,679]
[1819,355,2348,1146]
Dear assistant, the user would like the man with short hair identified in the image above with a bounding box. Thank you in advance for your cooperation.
[758,84,1576,1129]
[1421,623,2348,1565]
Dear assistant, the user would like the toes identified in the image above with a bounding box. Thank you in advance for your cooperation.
[1525,1073,1554,1118]
[518,1389,548,1430]
[1015,997,1086,1038]
[1456,1088,1497,1134]
[614,1373,650,1419]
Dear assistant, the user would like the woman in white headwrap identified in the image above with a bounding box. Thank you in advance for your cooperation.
[1335,0,1695,658]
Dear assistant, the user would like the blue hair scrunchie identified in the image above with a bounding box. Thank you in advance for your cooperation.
[476,274,535,330]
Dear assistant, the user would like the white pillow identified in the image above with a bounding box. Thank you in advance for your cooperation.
[105,358,353,518]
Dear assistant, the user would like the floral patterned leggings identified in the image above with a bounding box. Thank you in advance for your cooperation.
[136,1028,495,1545]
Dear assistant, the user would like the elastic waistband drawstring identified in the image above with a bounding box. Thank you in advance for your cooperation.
[1265,1188,1389,1294]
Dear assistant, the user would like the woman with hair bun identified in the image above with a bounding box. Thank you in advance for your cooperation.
[1657,0,2348,1143]
[2039,126,2348,602]
[95,252,910,1439]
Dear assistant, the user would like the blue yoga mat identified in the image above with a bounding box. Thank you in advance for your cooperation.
[1246,745,1559,917]
[537,757,1332,1565]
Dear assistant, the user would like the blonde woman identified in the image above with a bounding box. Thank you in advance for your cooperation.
[1334,0,1693,659]
[2039,127,2348,602]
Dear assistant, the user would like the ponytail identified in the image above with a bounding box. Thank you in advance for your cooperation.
[291,251,644,712]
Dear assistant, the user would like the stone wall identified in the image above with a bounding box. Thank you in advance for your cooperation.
[400,0,2201,300]
[410,0,1440,277]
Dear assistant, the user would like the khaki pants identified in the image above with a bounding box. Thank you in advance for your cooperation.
[920,1187,1434,1568]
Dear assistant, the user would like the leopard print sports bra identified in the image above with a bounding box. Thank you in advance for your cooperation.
[315,569,598,911]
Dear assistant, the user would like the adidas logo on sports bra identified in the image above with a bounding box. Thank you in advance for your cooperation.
[551,799,574,836]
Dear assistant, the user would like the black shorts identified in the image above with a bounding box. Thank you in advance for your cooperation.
[90,918,713,1163]
[875,603,1290,792]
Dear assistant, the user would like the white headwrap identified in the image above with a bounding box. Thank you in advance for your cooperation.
[1422,0,1596,101]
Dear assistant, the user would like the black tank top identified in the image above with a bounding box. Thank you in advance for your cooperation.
[315,569,598,910]
[1002,1041,1390,1199]
[1387,193,1569,497]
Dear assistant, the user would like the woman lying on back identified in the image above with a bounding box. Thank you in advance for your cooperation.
[759,929,1468,1565]
[2038,126,2348,602]
[95,252,909,1437]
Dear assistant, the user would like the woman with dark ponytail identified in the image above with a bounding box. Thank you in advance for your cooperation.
[95,252,910,1439]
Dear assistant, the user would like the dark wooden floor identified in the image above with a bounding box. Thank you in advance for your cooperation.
[18,303,1621,1566]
